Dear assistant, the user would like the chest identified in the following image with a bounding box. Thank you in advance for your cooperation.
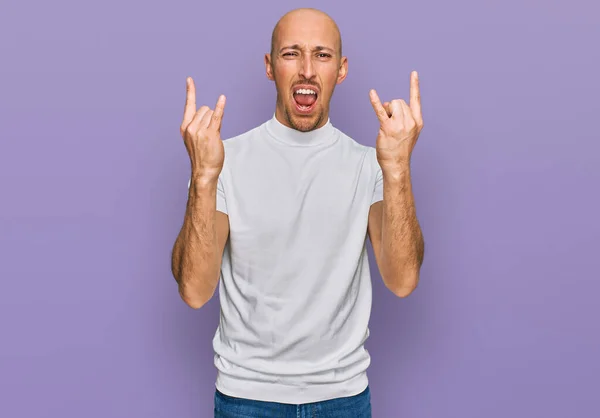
[224,148,373,249]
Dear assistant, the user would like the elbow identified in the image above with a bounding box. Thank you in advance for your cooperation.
[183,298,206,309]
[391,284,417,298]
[388,270,420,298]
[179,288,208,309]
[178,282,212,309]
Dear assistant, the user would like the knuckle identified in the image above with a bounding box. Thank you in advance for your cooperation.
[185,126,197,137]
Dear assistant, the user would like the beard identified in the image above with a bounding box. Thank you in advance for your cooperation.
[283,104,324,132]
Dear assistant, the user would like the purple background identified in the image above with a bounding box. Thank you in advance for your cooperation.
[1,0,598,417]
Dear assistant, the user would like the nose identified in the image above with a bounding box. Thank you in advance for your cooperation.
[299,55,315,79]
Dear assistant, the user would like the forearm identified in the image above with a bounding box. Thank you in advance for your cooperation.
[379,164,424,297]
[171,177,221,308]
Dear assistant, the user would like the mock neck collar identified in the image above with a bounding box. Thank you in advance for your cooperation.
[264,113,337,146]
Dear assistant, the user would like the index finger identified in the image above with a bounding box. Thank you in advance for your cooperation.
[409,71,422,124]
[208,94,226,131]
[182,77,197,127]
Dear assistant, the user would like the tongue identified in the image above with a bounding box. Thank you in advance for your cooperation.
[295,94,316,106]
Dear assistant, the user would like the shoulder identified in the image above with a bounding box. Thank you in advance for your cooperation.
[222,123,263,150]
[334,128,380,167]
[220,122,267,164]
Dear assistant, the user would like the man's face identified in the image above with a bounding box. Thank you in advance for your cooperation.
[265,11,347,132]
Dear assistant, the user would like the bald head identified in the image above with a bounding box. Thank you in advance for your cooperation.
[270,8,342,59]
[264,7,348,133]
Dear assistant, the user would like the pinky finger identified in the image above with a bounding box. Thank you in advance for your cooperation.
[209,95,226,132]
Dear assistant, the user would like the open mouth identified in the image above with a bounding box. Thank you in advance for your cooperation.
[292,87,318,114]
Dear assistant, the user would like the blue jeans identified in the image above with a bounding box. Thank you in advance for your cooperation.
[214,385,372,417]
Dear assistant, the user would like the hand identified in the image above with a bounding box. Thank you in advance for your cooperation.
[369,71,424,170]
[180,76,226,181]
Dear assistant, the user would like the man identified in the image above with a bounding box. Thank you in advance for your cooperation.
[171,7,424,417]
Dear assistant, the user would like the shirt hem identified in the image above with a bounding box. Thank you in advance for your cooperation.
[214,370,369,404]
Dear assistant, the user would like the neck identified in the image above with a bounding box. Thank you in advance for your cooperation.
[265,110,336,147]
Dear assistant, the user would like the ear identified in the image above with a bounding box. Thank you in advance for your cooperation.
[336,56,348,85]
[265,53,274,81]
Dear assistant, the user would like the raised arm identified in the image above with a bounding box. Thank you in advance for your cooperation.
[171,77,229,309]
[368,71,425,297]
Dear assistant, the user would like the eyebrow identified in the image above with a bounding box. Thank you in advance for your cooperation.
[279,44,335,53]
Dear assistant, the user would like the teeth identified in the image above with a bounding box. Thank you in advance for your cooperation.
[294,88,316,95]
